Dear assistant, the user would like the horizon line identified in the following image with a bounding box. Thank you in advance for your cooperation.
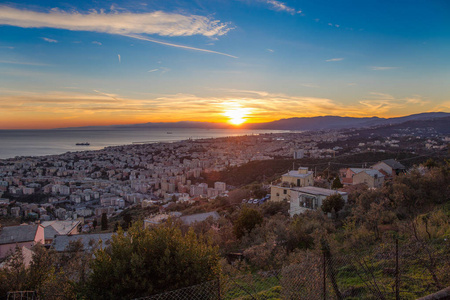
[0,111,448,130]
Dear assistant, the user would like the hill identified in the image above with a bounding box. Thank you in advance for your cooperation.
[58,112,450,131]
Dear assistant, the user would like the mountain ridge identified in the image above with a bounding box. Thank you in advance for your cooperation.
[57,112,449,131]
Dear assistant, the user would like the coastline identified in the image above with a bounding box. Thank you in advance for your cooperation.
[0,128,286,160]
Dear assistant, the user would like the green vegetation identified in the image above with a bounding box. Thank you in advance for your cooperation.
[200,151,432,187]
[321,194,345,214]
[331,177,343,189]
[233,206,263,239]
[1,160,449,299]
[87,221,220,299]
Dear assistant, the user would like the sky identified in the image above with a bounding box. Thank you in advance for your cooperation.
[0,0,449,129]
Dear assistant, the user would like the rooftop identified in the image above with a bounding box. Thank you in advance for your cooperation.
[52,233,113,252]
[294,186,347,197]
[0,224,40,245]
[381,159,406,170]
[180,211,220,225]
[361,169,385,178]
[283,169,313,178]
[41,220,81,239]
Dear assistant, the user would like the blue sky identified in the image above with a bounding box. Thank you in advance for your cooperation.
[0,0,449,128]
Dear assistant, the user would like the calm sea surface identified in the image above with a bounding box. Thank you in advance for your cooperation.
[0,128,284,159]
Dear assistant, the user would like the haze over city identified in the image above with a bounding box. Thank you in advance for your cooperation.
[0,0,449,129]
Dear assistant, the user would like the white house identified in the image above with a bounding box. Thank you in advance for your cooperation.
[289,186,348,217]
[271,167,314,202]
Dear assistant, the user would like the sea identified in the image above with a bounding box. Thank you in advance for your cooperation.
[0,128,285,159]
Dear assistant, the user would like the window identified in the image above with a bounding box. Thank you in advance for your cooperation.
[283,189,287,195]
[300,195,317,209]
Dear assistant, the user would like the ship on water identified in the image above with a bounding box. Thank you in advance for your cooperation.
[75,142,90,146]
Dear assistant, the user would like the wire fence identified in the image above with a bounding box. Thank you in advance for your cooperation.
[132,239,450,300]
[7,239,450,300]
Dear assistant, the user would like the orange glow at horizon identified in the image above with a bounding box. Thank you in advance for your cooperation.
[0,90,442,129]
[223,104,252,126]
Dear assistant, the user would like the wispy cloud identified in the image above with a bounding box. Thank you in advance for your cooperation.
[264,0,300,15]
[125,34,238,58]
[0,6,232,37]
[92,41,102,46]
[117,54,121,63]
[300,83,320,88]
[267,49,274,53]
[325,58,344,62]
[370,66,398,71]
[146,67,170,74]
[359,92,428,114]
[0,46,14,49]
[42,37,57,43]
[0,60,48,66]
[0,5,235,57]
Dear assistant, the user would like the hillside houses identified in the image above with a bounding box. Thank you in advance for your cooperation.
[270,167,348,216]
[339,159,405,188]
[372,159,406,177]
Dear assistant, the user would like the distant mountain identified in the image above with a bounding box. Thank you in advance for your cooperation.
[245,116,380,130]
[356,116,450,136]
[58,112,449,131]
[245,112,450,130]
[112,121,231,129]
[58,121,232,130]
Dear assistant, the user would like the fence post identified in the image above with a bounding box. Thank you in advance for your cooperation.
[395,238,399,300]
[217,275,221,300]
[323,251,327,300]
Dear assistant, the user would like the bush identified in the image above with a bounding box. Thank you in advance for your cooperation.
[87,221,220,299]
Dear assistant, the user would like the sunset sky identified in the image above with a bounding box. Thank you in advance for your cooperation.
[0,0,449,129]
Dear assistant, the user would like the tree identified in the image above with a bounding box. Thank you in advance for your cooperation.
[0,246,29,295]
[87,221,220,299]
[261,200,289,217]
[101,213,108,231]
[321,194,345,214]
[0,245,76,299]
[424,158,437,169]
[233,206,263,239]
[122,213,132,229]
[331,177,343,189]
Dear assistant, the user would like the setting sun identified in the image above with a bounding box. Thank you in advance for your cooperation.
[223,106,250,125]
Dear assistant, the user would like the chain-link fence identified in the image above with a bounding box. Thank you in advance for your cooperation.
[8,239,450,300]
[132,239,450,300]
[5,291,73,300]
